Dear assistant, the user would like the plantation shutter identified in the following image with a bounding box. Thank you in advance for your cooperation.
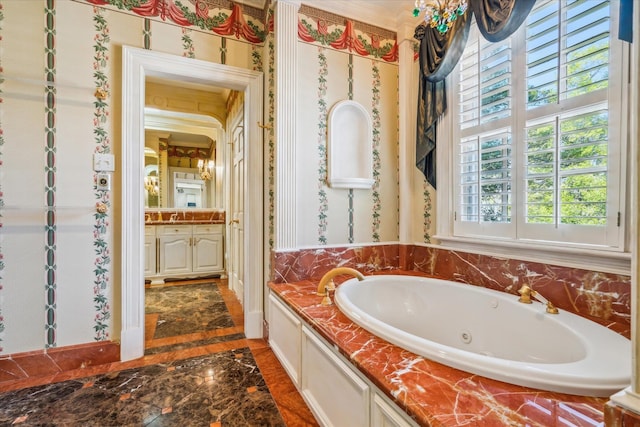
[453,0,623,249]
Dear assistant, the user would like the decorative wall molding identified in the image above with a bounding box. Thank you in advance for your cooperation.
[397,36,417,244]
[274,0,299,250]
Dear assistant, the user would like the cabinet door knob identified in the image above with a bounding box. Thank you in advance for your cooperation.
[229,219,239,225]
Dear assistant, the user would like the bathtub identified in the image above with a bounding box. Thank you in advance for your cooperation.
[334,275,630,397]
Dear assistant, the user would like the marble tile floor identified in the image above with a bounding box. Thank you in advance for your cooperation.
[0,279,319,426]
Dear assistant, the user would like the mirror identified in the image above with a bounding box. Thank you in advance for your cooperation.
[144,79,229,210]
[143,127,218,208]
[144,146,160,208]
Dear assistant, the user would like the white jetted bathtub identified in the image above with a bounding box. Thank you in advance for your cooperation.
[334,275,630,397]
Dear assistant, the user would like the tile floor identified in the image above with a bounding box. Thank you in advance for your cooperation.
[0,279,318,426]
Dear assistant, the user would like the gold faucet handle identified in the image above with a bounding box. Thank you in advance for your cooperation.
[518,285,533,304]
[321,286,332,306]
[546,301,559,314]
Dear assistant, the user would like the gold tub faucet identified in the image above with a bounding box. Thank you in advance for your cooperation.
[316,267,365,298]
[518,284,559,314]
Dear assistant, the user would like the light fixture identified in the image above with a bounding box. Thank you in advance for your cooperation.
[197,159,215,180]
[413,0,468,34]
[144,175,159,196]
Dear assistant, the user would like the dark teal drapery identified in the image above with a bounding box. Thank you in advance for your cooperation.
[415,0,536,189]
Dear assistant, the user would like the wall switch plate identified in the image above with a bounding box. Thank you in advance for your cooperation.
[97,173,111,191]
[94,153,115,172]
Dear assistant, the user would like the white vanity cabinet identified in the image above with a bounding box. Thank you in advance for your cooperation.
[146,223,224,284]
[144,225,157,276]
[158,225,193,276]
[192,224,224,273]
[268,293,419,427]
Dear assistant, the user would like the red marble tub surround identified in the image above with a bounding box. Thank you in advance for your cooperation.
[271,244,631,338]
[269,279,610,426]
[270,244,400,283]
[144,209,225,224]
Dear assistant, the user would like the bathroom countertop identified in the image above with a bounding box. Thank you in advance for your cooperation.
[269,276,609,427]
[144,209,225,226]
[144,220,225,225]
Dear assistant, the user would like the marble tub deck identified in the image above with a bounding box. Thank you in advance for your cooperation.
[269,276,617,427]
[0,280,318,427]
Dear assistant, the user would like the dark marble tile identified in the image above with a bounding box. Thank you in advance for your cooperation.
[0,278,313,427]
[146,282,235,339]
[0,349,285,427]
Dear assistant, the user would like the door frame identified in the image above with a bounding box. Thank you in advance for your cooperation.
[120,46,264,361]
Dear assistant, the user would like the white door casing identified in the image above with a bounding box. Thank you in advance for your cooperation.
[121,46,264,361]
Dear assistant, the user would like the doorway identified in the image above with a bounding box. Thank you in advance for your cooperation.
[120,46,264,361]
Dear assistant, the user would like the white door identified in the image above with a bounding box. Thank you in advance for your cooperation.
[229,115,245,304]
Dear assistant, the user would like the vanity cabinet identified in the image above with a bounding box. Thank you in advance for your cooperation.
[146,223,224,284]
[268,293,418,427]
[144,226,157,276]
[191,224,224,273]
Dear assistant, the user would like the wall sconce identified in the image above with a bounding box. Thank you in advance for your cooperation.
[198,159,215,180]
[144,176,159,195]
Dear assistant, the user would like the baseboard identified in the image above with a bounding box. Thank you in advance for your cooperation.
[0,341,120,383]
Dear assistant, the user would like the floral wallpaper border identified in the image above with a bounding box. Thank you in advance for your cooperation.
[423,181,432,243]
[81,0,267,44]
[181,27,195,58]
[316,48,328,245]
[92,7,112,342]
[267,33,276,252]
[298,5,398,63]
[371,61,382,242]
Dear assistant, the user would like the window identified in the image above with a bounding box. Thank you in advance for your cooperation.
[450,0,626,251]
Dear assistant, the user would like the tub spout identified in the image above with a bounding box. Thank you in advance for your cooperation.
[518,285,559,314]
[317,267,365,296]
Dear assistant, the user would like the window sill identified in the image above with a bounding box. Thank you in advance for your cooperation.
[432,235,631,276]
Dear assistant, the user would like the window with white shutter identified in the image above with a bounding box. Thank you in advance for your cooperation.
[450,0,626,251]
